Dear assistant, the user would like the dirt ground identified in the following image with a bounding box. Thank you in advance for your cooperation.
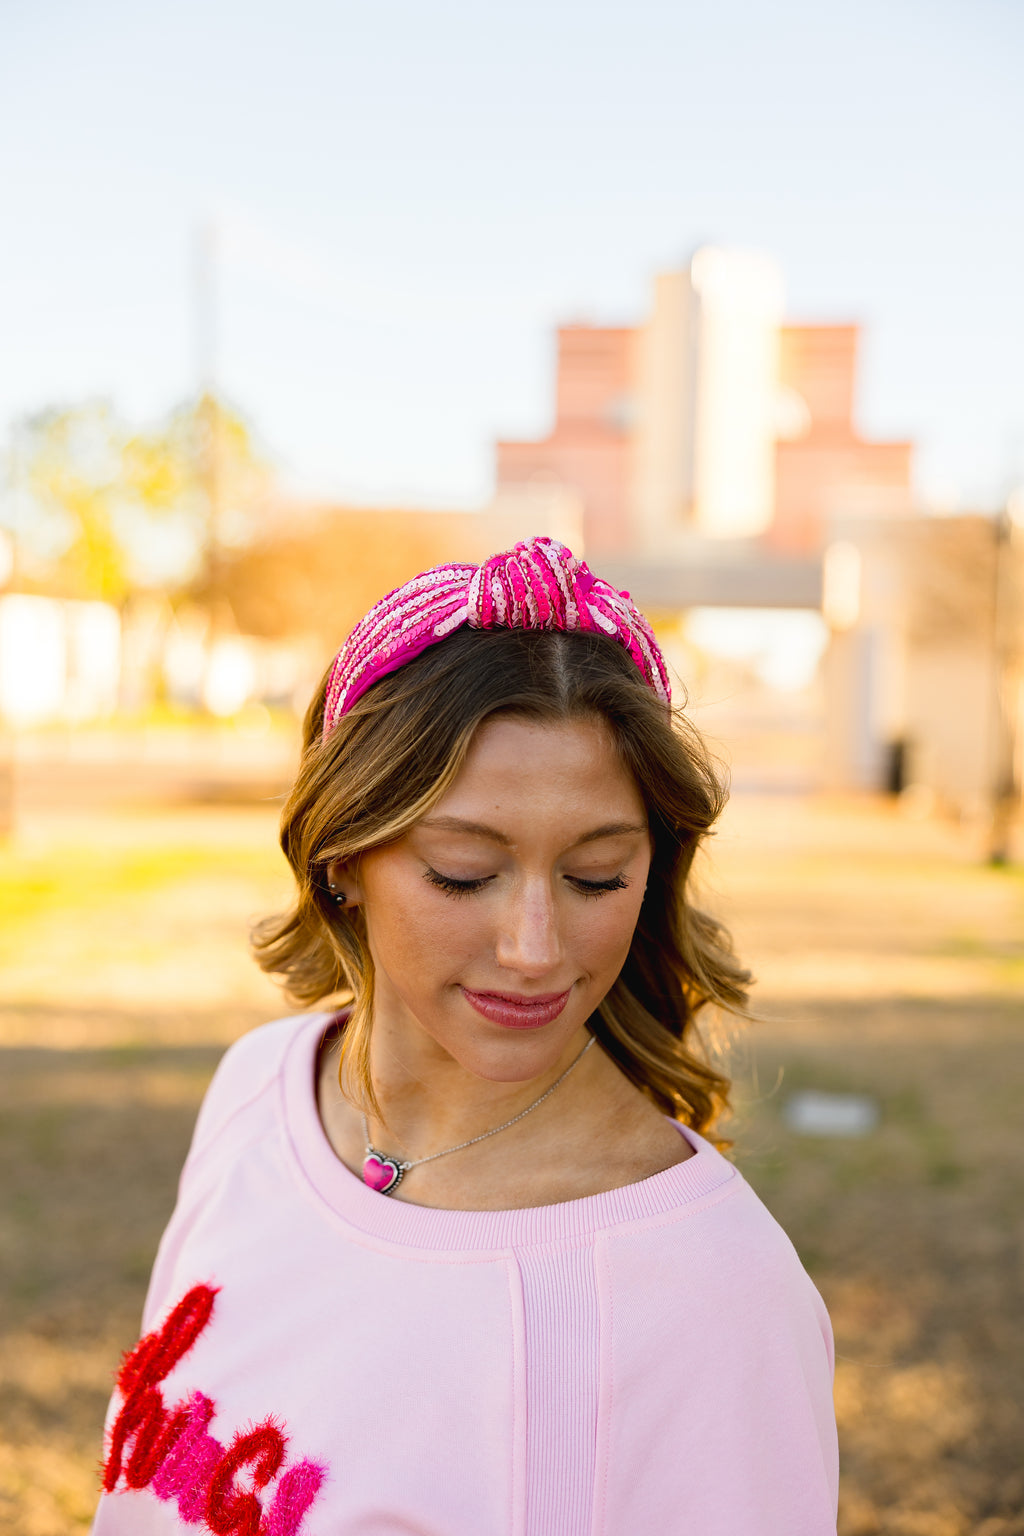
[1,744,1022,1535]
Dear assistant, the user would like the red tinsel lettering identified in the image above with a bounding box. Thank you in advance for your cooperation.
[101,1284,327,1535]
[205,1423,287,1535]
[104,1284,219,1491]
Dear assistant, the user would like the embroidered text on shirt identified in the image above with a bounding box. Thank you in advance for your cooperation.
[101,1284,327,1535]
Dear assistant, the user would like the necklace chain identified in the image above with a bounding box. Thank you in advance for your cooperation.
[362,1035,595,1175]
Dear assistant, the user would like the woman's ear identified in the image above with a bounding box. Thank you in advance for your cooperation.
[325,857,364,910]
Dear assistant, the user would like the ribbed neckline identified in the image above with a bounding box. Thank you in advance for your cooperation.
[281,1012,738,1253]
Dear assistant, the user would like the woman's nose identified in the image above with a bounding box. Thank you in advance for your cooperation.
[494,883,563,976]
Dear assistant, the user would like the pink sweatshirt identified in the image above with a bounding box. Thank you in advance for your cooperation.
[92,1012,839,1535]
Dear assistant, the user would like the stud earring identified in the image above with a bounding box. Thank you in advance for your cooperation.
[327,883,346,906]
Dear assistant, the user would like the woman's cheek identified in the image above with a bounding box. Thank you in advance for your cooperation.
[398,893,490,972]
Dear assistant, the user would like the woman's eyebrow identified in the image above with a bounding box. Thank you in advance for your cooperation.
[418,816,512,845]
[418,816,647,847]
[574,821,648,847]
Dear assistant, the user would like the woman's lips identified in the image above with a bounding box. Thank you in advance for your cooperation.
[461,987,572,1029]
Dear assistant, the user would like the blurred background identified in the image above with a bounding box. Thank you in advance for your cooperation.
[1,2,1022,1532]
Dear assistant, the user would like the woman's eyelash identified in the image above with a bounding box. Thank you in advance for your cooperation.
[423,868,492,897]
[423,868,630,899]
[568,874,630,896]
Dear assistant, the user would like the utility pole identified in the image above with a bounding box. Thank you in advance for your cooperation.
[988,497,1024,865]
[194,219,225,626]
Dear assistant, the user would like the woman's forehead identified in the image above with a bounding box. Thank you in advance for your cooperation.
[427,715,646,824]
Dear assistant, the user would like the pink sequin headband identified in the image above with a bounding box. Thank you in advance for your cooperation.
[322,535,671,734]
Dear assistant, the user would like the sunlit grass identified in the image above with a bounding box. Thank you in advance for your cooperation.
[0,842,285,932]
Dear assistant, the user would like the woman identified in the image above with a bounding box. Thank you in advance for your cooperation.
[93,537,838,1535]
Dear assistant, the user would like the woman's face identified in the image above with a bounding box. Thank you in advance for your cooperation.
[332,713,652,1085]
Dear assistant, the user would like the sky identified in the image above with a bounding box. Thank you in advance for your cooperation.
[2,0,1022,512]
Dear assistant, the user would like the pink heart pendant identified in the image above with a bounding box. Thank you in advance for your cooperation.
[362,1152,403,1195]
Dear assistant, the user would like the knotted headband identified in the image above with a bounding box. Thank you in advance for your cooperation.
[322,535,671,734]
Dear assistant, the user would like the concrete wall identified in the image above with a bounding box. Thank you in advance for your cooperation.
[631,249,783,549]
[688,247,783,540]
[820,515,1020,812]
[630,269,697,554]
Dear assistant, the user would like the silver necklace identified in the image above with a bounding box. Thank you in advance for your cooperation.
[360,1036,595,1195]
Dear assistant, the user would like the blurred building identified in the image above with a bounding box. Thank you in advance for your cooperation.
[822,512,1023,814]
[496,247,913,560]
[0,594,120,726]
[495,248,1022,826]
[1,245,1017,836]
[771,325,913,556]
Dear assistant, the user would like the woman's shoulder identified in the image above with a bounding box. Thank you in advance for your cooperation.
[610,1129,831,1329]
[186,1011,330,1169]
[648,1128,806,1252]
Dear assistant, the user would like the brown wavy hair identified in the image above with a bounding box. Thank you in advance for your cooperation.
[252,626,751,1139]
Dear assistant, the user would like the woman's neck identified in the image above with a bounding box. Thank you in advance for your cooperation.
[316,1022,695,1212]
[361,1022,596,1159]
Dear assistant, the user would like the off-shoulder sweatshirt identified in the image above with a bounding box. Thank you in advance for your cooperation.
[92,1012,839,1536]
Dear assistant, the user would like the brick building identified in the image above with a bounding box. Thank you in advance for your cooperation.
[771,325,912,555]
[496,249,913,560]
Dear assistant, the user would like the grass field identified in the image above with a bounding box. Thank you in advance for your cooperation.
[1,774,1022,1535]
